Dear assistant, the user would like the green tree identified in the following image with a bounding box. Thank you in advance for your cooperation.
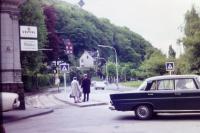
[107,62,117,82]
[181,6,200,74]
[120,64,132,81]
[42,0,156,67]
[138,51,166,78]
[19,0,48,90]
[19,0,48,76]
[168,45,176,59]
[176,54,190,74]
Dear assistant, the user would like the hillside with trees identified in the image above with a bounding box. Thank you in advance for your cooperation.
[41,0,156,67]
[19,0,166,90]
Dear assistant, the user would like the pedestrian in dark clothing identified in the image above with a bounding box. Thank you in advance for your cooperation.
[81,74,91,102]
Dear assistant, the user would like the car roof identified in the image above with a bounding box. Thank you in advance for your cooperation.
[146,75,199,82]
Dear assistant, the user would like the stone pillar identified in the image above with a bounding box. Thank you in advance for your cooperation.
[1,0,25,109]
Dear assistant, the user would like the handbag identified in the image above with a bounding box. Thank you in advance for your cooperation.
[69,94,74,98]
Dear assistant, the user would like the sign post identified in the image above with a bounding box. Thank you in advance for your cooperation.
[165,62,174,75]
[60,63,69,93]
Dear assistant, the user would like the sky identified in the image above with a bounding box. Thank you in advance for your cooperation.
[62,0,200,55]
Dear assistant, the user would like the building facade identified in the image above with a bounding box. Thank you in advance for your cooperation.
[79,51,96,68]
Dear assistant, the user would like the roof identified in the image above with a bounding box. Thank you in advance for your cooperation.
[80,51,98,60]
[87,51,98,58]
[146,75,199,82]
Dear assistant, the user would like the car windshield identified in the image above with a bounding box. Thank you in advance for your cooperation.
[137,80,147,91]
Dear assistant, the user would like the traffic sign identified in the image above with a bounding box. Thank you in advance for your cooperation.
[165,62,174,71]
[78,0,85,7]
[64,39,73,54]
[60,63,69,72]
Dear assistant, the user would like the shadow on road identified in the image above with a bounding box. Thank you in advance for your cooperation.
[115,113,200,121]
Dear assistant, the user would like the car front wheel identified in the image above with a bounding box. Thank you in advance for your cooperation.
[135,105,153,120]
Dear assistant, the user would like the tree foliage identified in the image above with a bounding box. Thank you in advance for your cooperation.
[137,51,167,79]
[19,0,48,76]
[180,6,200,74]
[41,0,156,68]
[168,45,176,59]
[43,5,61,62]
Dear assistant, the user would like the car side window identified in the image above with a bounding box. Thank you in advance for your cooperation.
[149,81,157,91]
[175,79,197,90]
[157,79,174,91]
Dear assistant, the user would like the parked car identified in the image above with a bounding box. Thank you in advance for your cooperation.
[1,92,20,112]
[93,81,106,90]
[109,75,200,120]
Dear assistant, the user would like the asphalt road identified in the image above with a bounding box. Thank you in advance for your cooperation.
[4,86,200,133]
[4,103,200,133]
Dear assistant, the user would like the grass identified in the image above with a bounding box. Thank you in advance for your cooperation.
[120,80,143,87]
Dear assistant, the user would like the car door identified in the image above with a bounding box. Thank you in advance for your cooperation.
[174,78,200,110]
[145,79,176,110]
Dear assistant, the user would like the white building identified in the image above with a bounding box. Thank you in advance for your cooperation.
[79,51,96,68]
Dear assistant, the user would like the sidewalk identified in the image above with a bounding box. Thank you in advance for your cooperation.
[53,84,135,107]
[2,84,134,123]
[2,107,53,123]
[53,87,110,107]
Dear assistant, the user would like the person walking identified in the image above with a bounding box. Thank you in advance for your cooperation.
[81,74,91,102]
[55,72,60,92]
[70,77,81,103]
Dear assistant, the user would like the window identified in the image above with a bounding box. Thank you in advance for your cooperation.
[137,81,147,91]
[175,79,197,90]
[157,79,174,91]
[149,81,157,91]
[198,76,200,83]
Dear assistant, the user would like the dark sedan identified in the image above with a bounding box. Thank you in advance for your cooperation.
[110,75,200,120]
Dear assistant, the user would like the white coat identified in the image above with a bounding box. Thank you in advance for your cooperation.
[71,79,81,98]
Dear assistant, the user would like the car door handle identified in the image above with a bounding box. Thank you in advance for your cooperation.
[148,93,154,96]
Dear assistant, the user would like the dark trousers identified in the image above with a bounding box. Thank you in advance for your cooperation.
[83,93,89,102]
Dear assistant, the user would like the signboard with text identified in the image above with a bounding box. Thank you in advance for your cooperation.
[21,39,38,51]
[20,26,37,38]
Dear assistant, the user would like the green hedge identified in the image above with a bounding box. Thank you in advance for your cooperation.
[22,74,54,91]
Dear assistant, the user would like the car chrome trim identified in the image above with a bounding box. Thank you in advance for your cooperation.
[154,110,200,113]
[115,96,200,101]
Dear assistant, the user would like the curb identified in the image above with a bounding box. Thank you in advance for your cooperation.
[53,94,108,107]
[3,108,54,123]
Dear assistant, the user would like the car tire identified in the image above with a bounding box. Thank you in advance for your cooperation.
[135,105,153,120]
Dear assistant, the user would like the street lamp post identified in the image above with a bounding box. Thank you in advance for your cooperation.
[98,45,119,88]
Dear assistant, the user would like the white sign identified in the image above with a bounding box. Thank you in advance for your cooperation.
[20,26,37,38]
[165,62,174,71]
[21,39,38,51]
[60,63,69,72]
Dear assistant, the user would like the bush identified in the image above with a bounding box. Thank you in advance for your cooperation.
[22,74,54,92]
[37,74,53,87]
